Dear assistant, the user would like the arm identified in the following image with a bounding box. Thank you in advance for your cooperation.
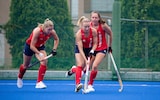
[91,28,98,51]
[51,29,59,50]
[30,27,41,55]
[103,23,113,47]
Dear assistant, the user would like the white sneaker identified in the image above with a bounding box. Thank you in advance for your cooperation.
[65,65,76,77]
[35,81,47,89]
[75,83,83,92]
[87,85,95,92]
[17,78,23,88]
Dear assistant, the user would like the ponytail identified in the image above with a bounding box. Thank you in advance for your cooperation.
[37,18,53,27]
[77,16,90,28]
[44,18,53,27]
[77,16,86,27]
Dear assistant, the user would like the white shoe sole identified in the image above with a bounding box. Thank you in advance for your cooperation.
[75,84,83,92]
[35,81,47,89]
[35,84,47,89]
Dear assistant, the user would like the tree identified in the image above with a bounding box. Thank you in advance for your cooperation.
[46,0,75,69]
[4,0,74,70]
[146,0,160,70]
[121,0,160,70]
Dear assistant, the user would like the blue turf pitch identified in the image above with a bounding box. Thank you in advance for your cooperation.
[0,80,160,100]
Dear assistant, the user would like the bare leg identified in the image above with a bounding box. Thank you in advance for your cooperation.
[17,54,32,88]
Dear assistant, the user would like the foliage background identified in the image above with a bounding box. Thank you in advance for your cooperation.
[3,0,160,71]
[121,0,160,71]
[4,0,75,70]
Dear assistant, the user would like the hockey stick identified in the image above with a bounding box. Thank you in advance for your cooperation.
[109,52,123,92]
[82,57,90,94]
[28,54,53,68]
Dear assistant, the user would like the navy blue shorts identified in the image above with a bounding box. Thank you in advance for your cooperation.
[74,45,95,57]
[95,49,107,55]
[23,43,45,56]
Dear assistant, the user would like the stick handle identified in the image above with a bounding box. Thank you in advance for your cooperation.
[109,52,123,91]
[44,54,53,59]
[28,54,53,68]
[84,57,90,91]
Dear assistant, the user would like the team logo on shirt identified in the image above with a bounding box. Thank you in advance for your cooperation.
[82,39,86,42]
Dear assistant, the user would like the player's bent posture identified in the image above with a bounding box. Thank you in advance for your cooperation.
[17,18,59,89]
[85,11,113,93]
[66,16,97,92]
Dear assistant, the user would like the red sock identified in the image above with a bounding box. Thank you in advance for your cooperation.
[71,67,76,73]
[75,66,82,85]
[18,64,26,79]
[37,64,47,82]
[88,70,98,85]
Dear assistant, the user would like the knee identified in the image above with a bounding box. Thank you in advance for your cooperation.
[20,64,26,69]
[92,65,98,71]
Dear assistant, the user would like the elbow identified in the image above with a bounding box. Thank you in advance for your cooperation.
[55,36,59,42]
[56,38,59,44]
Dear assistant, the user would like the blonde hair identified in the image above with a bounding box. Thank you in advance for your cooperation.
[77,16,90,27]
[38,18,53,27]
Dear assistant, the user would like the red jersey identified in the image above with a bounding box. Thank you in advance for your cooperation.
[91,23,108,51]
[81,28,93,48]
[26,27,52,47]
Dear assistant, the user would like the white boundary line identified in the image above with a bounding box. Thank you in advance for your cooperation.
[0,83,160,87]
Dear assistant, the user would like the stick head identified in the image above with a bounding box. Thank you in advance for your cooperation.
[82,89,90,94]
[119,86,123,92]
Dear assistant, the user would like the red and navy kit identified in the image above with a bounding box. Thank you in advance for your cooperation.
[26,27,52,47]
[24,27,52,56]
[81,28,93,48]
[75,28,93,57]
[90,23,108,54]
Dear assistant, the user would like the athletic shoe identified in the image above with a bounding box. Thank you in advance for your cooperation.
[35,81,47,89]
[86,85,95,92]
[17,78,23,88]
[65,65,76,77]
[75,83,83,92]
